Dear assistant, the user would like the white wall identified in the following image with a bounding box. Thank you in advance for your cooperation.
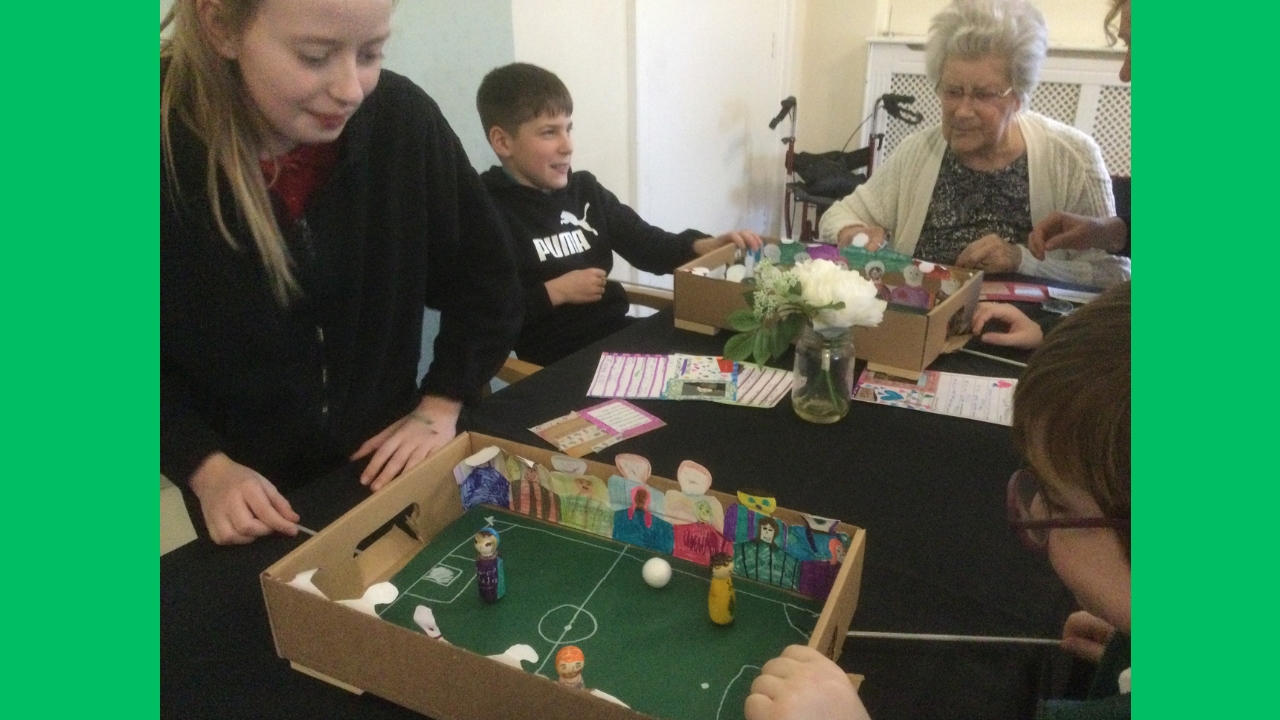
[511,0,634,204]
[382,1,514,171]
[793,0,1122,154]
[634,0,792,238]
[885,0,1114,47]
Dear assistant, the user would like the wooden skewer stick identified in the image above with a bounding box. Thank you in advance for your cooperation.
[847,630,1058,646]
[958,348,1029,368]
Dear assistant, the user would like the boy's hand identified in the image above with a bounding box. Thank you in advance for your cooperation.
[353,395,461,491]
[956,234,1021,272]
[971,302,1043,348]
[836,225,887,251]
[1061,610,1116,663]
[744,645,870,720]
[1028,212,1128,260]
[189,452,300,545]
[546,269,608,306]
[694,230,763,255]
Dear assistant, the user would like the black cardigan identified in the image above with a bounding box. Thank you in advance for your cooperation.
[161,71,522,490]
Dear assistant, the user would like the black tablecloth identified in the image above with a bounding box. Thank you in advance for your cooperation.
[162,301,1082,720]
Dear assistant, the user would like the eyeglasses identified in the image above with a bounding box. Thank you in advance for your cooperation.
[1006,469,1130,550]
[937,84,1015,108]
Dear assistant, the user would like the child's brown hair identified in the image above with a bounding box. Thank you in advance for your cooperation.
[476,62,573,136]
[1012,282,1131,549]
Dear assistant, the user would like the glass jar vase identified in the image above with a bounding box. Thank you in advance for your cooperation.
[791,324,856,424]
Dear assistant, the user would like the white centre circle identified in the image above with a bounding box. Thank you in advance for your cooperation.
[537,605,599,645]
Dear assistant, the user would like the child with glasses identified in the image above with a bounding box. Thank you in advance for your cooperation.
[746,282,1131,720]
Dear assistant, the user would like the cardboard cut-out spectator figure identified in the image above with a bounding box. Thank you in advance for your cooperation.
[673,497,734,566]
[864,261,892,301]
[735,516,801,590]
[612,483,675,553]
[554,473,614,538]
[512,461,560,522]
[891,263,933,309]
[455,446,512,512]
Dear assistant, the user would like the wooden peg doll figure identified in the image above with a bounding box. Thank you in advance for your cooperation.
[474,527,505,603]
[708,552,736,626]
[555,645,586,690]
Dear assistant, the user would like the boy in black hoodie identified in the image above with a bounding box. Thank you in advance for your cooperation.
[476,63,761,366]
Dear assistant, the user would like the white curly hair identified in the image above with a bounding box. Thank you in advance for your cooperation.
[925,0,1049,104]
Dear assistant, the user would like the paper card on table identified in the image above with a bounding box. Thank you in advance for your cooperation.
[588,353,668,399]
[723,363,794,408]
[530,400,666,457]
[980,282,1048,303]
[588,352,794,407]
[663,354,738,402]
[853,368,1016,426]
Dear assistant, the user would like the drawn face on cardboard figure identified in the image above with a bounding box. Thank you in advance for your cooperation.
[865,261,885,283]
[759,522,777,545]
[615,453,651,482]
[677,460,712,495]
[473,531,498,558]
[902,264,924,287]
[829,537,847,564]
[575,477,595,496]
[694,500,714,524]
[633,487,649,509]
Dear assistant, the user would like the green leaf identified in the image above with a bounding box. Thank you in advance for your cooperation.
[723,332,755,362]
[727,308,762,332]
[753,326,775,364]
[775,313,806,357]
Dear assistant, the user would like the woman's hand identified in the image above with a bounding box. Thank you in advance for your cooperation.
[956,234,1022,272]
[189,452,300,545]
[744,645,871,720]
[353,395,462,491]
[836,225,887,252]
[971,302,1043,348]
[693,230,764,255]
[1061,610,1117,663]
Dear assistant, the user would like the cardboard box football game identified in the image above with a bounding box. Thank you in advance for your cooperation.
[262,432,866,720]
[673,239,982,379]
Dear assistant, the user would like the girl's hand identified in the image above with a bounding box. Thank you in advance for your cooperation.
[352,395,461,491]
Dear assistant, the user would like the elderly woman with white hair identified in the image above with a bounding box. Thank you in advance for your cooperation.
[819,0,1129,289]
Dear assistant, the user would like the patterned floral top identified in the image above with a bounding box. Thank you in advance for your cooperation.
[915,150,1034,265]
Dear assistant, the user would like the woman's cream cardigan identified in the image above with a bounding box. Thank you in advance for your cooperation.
[818,111,1129,288]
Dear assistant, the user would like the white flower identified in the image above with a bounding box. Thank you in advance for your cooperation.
[792,259,886,330]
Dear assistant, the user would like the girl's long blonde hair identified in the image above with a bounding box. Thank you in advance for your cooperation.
[161,0,299,304]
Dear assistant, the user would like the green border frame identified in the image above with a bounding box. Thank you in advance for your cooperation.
[4,5,156,718]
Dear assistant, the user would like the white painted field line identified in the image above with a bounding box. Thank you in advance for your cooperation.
[533,543,631,676]
[377,519,516,616]
[716,665,761,720]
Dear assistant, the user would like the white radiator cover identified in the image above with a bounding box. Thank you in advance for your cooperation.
[862,38,1130,177]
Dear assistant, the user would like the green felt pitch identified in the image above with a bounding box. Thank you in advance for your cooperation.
[377,506,825,720]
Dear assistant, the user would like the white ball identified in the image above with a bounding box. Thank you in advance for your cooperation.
[642,557,672,588]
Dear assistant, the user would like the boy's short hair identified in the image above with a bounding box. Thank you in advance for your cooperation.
[1012,282,1130,549]
[476,62,573,136]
